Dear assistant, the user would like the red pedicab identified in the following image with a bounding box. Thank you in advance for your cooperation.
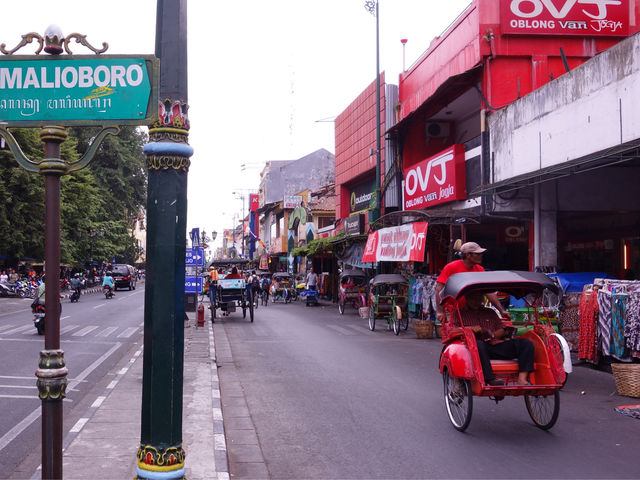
[338,269,367,315]
[439,271,569,432]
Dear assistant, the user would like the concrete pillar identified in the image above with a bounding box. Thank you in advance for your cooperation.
[534,182,558,269]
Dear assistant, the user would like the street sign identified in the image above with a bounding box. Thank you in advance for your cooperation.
[184,275,203,294]
[185,247,204,267]
[0,55,158,126]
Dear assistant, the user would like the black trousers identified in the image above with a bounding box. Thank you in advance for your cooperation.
[476,338,534,382]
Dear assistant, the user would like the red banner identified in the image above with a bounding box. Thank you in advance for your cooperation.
[501,0,628,36]
[250,194,260,212]
[362,222,428,263]
[403,145,466,211]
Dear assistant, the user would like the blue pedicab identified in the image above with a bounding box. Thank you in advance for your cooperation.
[212,277,254,322]
[300,286,319,306]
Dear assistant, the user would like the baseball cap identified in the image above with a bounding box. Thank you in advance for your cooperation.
[460,242,487,254]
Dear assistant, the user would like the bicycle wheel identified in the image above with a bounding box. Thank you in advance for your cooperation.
[400,309,409,331]
[443,369,473,432]
[525,391,560,430]
[368,305,376,331]
[392,308,400,335]
[249,298,254,322]
[338,301,345,315]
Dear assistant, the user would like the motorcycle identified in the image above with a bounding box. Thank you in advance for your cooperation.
[70,288,81,303]
[60,278,70,292]
[32,303,45,335]
[0,281,20,297]
[104,285,114,299]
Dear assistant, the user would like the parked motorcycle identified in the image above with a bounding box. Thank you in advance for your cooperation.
[0,281,20,297]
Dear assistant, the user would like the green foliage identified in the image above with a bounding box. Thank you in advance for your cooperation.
[0,126,147,267]
[291,234,343,258]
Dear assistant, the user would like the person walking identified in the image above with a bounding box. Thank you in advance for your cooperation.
[305,267,318,291]
[434,242,510,322]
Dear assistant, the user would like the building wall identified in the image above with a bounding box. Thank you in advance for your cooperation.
[489,31,640,183]
[335,73,387,219]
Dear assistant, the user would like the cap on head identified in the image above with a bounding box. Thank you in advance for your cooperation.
[460,242,487,254]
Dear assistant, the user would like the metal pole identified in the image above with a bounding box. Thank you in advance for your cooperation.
[137,1,191,478]
[37,126,68,480]
[374,0,381,222]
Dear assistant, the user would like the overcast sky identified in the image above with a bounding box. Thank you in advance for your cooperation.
[2,0,471,251]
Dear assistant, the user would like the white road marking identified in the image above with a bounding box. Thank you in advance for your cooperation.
[93,304,106,309]
[0,384,36,389]
[117,327,138,338]
[0,324,17,333]
[0,342,122,454]
[96,326,118,337]
[69,418,89,433]
[60,324,79,334]
[0,395,39,400]
[2,325,33,335]
[72,326,99,337]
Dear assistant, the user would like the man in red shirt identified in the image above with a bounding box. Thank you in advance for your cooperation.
[434,241,510,322]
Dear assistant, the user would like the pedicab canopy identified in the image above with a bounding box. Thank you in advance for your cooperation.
[361,222,428,263]
[370,274,408,286]
[440,271,559,303]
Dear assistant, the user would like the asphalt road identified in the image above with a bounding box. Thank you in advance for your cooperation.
[0,283,145,476]
[218,297,639,479]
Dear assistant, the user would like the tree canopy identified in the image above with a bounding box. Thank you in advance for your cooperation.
[0,126,147,267]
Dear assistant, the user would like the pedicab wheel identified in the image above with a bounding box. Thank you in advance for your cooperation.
[368,305,376,331]
[392,308,400,335]
[399,309,409,331]
[242,303,247,318]
[249,299,254,322]
[338,301,345,315]
[525,390,560,430]
[443,369,473,432]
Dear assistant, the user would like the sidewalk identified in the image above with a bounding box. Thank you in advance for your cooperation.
[27,316,228,479]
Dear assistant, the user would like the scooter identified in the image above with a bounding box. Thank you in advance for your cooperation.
[32,303,46,335]
[70,288,81,303]
[104,285,114,299]
[0,281,20,297]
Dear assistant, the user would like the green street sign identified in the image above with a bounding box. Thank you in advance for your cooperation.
[0,55,158,126]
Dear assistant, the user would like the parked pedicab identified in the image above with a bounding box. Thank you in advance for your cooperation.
[439,271,571,432]
[270,272,293,303]
[338,269,367,315]
[367,274,409,335]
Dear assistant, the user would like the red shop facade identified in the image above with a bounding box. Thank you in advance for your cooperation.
[389,0,640,274]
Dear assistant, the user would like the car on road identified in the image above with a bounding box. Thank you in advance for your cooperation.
[112,264,137,291]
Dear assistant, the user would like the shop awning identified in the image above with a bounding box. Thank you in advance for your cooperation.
[362,222,428,263]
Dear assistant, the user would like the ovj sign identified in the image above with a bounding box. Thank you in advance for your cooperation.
[0,55,158,126]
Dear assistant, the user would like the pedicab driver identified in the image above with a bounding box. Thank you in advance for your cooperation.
[434,242,510,322]
[460,292,534,386]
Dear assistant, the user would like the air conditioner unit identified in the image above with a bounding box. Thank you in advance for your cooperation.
[425,121,450,139]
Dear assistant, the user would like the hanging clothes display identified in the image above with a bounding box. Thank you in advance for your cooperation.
[578,279,640,362]
[578,288,599,363]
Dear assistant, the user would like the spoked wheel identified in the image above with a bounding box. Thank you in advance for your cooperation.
[443,369,473,432]
[211,305,216,323]
[399,308,409,331]
[392,308,400,335]
[368,305,376,331]
[249,298,254,322]
[525,390,560,430]
[338,301,345,315]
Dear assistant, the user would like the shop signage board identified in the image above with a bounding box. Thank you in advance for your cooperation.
[362,222,428,263]
[0,55,158,126]
[349,178,375,214]
[250,194,260,212]
[500,0,628,36]
[283,195,302,209]
[403,144,466,211]
[344,213,365,235]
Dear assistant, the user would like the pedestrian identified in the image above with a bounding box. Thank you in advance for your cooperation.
[305,267,318,291]
[434,242,510,322]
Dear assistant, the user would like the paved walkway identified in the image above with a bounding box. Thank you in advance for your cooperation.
[17,315,228,479]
